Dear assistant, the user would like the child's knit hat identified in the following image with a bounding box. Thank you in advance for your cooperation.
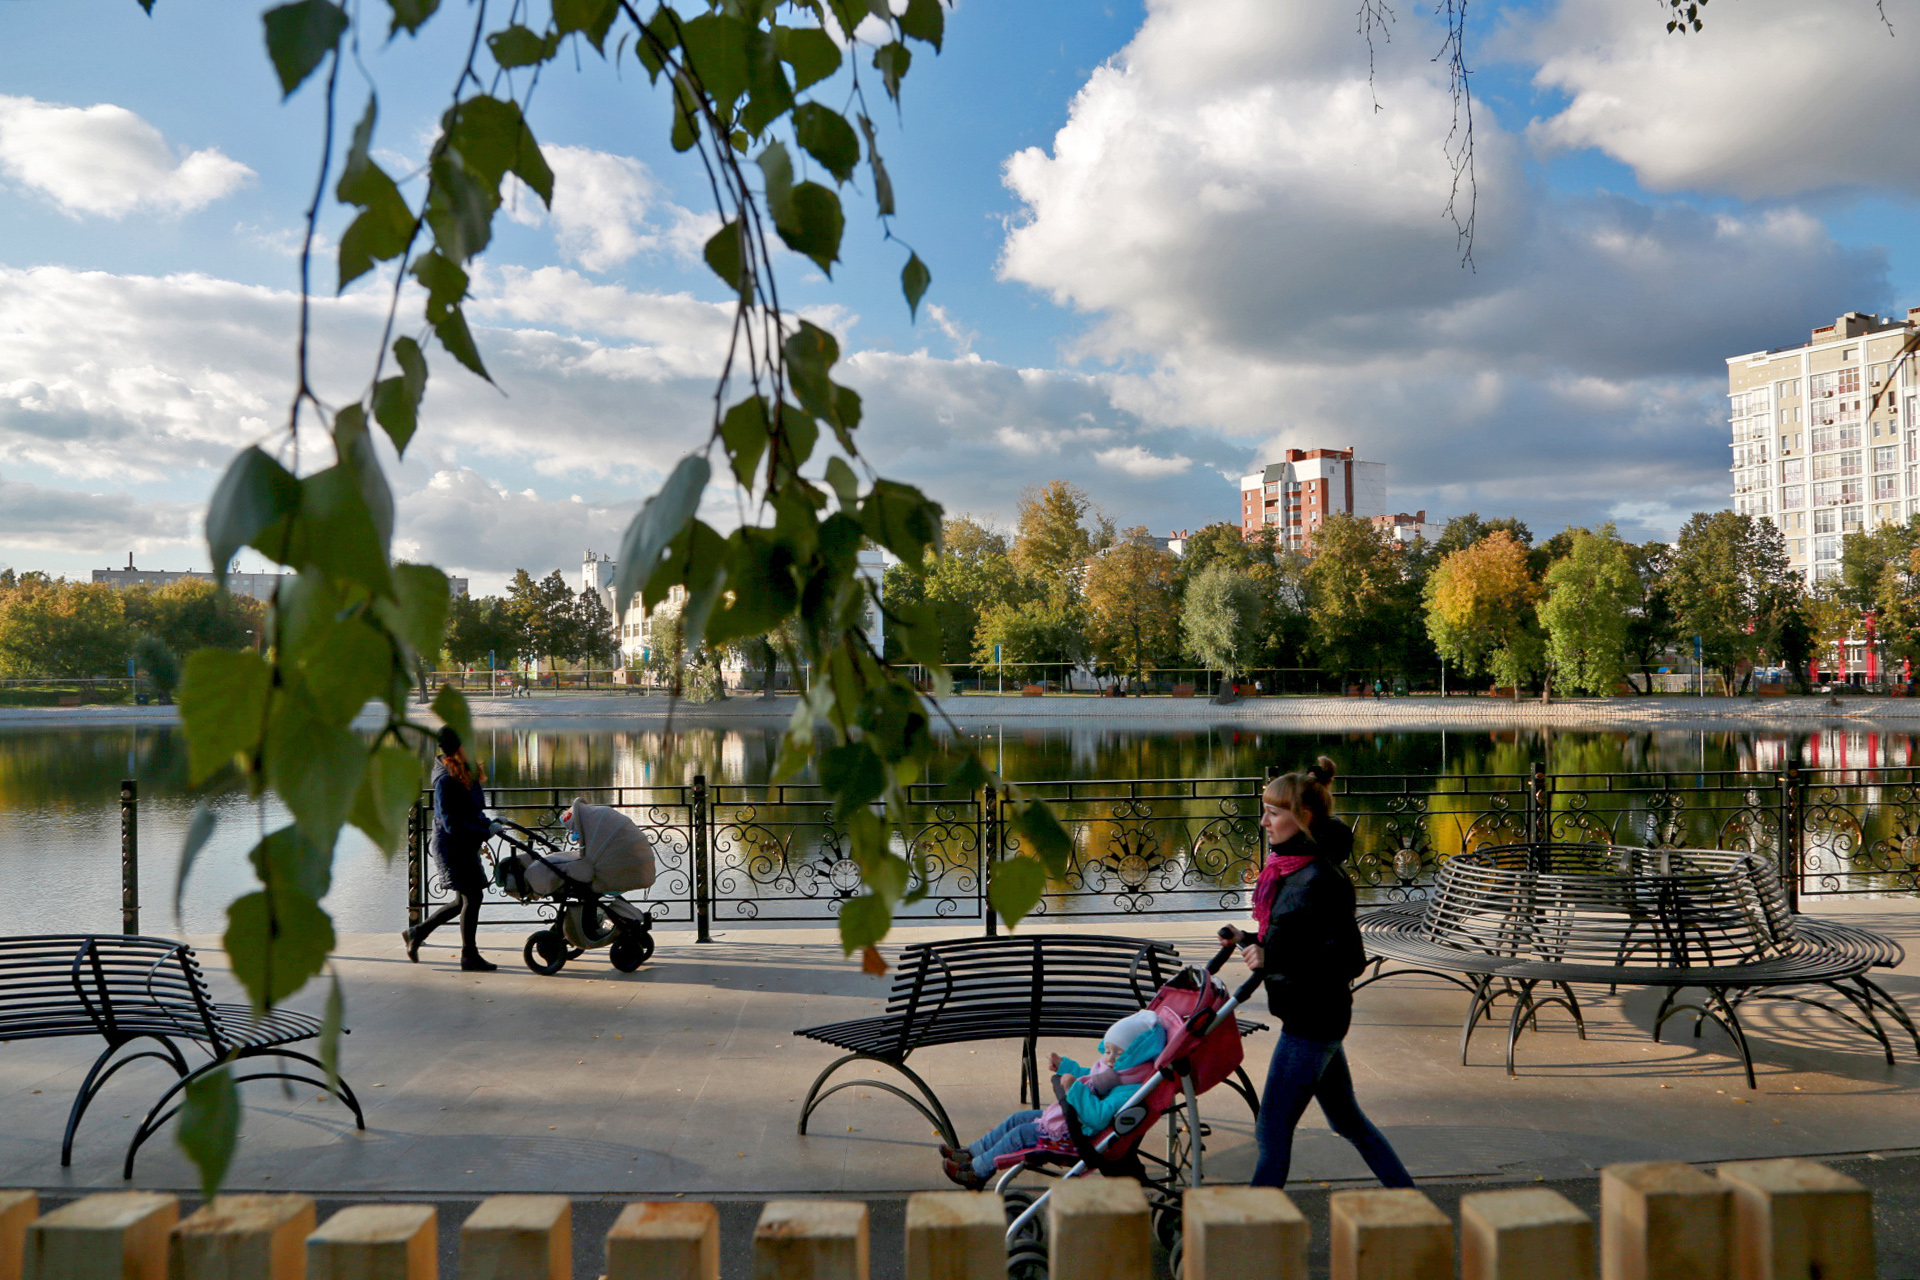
[1103,1009,1161,1053]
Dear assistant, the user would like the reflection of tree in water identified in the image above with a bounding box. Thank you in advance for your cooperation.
[0,728,187,812]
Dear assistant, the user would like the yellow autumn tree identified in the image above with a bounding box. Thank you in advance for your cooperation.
[1424,529,1543,688]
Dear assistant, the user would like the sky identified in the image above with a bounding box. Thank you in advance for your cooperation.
[3,0,1919,595]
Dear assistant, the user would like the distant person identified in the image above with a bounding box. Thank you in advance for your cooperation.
[1223,770,1411,1190]
[402,725,498,971]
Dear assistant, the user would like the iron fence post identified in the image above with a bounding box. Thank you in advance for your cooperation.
[983,785,998,937]
[1782,761,1803,914]
[1528,761,1550,848]
[407,799,425,930]
[693,774,712,942]
[120,779,138,936]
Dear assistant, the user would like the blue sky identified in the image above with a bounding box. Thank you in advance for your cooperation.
[3,0,1918,590]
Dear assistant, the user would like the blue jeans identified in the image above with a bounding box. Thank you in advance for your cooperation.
[969,1108,1044,1178]
[1252,1033,1413,1189]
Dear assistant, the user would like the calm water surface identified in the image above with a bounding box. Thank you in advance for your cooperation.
[0,721,1907,935]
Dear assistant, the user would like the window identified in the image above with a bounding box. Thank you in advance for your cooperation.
[1782,458,1803,482]
[1816,536,1840,561]
[1842,347,1858,361]
[1842,502,1864,527]
[1813,481,1840,506]
[1879,475,1899,501]
[1792,538,1806,556]
[1782,485,1803,509]
[1872,363,1889,384]
[1778,378,1800,399]
[1840,424,1862,447]
[1811,427,1836,452]
[1875,446,1897,471]
[1814,508,1836,533]
[1816,562,1839,583]
[1782,434,1790,451]
[1840,366,1861,395]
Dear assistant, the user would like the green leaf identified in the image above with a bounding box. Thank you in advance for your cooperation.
[432,684,473,747]
[837,892,891,954]
[704,220,747,295]
[679,562,729,659]
[351,744,421,856]
[950,751,990,793]
[793,104,859,184]
[321,967,344,1089]
[719,395,769,487]
[385,0,439,36]
[670,75,701,152]
[412,252,487,378]
[775,181,844,275]
[612,455,711,616]
[826,0,868,42]
[284,463,392,597]
[207,447,301,581]
[174,802,217,921]
[824,456,859,509]
[644,518,727,606]
[988,854,1046,928]
[859,479,942,570]
[176,1065,240,1202]
[680,13,751,112]
[553,0,617,49]
[847,808,907,903]
[784,321,841,423]
[264,685,366,849]
[263,0,347,98]
[857,115,895,217]
[758,141,795,227]
[775,25,841,91]
[247,825,332,902]
[386,562,451,662]
[178,650,272,784]
[776,401,820,474]
[1011,800,1072,873]
[225,884,334,1010]
[335,97,416,291]
[706,529,798,646]
[900,0,944,51]
[372,335,428,455]
[873,40,911,102]
[901,253,930,320]
[741,27,794,136]
[821,741,886,818]
[296,616,389,728]
[443,95,554,205]
[425,150,495,264]
[488,24,553,67]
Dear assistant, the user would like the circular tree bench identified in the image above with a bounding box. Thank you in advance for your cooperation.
[1356,843,1917,1088]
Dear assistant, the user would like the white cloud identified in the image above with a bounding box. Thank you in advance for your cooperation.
[996,0,1889,540]
[0,96,252,217]
[504,146,714,273]
[1094,445,1192,478]
[395,469,637,584]
[1524,0,1919,198]
[0,473,194,549]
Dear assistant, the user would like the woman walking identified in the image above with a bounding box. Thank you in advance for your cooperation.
[401,725,498,971]
[1228,770,1411,1189]
[1299,756,1353,866]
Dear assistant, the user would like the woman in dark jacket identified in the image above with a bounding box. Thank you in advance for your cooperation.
[1226,770,1411,1189]
[1301,755,1353,866]
[401,725,497,971]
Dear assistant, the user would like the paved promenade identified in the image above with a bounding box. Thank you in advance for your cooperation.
[3,904,1914,1201]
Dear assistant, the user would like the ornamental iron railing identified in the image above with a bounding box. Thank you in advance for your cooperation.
[407,764,1920,936]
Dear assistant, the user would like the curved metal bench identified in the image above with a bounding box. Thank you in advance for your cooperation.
[1356,844,1915,1088]
[0,934,364,1177]
[794,933,1265,1148]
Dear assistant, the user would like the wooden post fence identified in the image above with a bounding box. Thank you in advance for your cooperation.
[0,1158,1881,1280]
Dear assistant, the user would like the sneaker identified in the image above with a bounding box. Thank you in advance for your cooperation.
[460,951,498,972]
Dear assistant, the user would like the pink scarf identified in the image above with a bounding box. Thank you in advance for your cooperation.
[1250,851,1316,934]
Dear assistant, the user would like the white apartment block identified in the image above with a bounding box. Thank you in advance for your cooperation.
[1239,447,1388,553]
[1728,309,1920,587]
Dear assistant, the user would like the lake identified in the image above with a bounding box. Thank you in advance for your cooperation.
[2,721,1912,937]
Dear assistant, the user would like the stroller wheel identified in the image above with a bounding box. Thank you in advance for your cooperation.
[610,931,655,971]
[524,930,568,975]
[1150,1198,1183,1252]
[1006,1240,1049,1280]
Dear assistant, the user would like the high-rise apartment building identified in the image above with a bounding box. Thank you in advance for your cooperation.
[1239,448,1387,552]
[1729,309,1920,586]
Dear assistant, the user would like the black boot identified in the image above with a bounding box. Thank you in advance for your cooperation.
[401,929,421,963]
[461,950,498,972]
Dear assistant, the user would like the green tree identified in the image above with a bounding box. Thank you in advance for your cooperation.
[885,515,1030,665]
[124,579,264,656]
[974,595,1086,684]
[1083,529,1180,688]
[445,595,523,668]
[1425,529,1542,689]
[1622,541,1676,694]
[1666,511,1798,692]
[572,587,618,668]
[0,579,130,677]
[1840,515,1920,678]
[1012,480,1109,596]
[1181,562,1264,683]
[1306,513,1415,679]
[506,570,577,670]
[131,632,182,699]
[1431,513,1533,558]
[1538,527,1638,696]
[1248,552,1314,672]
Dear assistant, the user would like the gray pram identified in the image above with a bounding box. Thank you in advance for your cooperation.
[489,799,658,973]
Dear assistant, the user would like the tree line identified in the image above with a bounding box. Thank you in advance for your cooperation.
[881,481,1862,696]
[0,570,264,695]
[443,569,617,672]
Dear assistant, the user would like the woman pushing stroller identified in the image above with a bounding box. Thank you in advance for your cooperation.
[940,1009,1166,1190]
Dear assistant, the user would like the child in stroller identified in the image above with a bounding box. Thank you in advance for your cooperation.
[942,1009,1167,1189]
[488,798,658,975]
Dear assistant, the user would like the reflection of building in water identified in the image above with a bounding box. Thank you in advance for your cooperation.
[1742,735,1792,773]
[1801,730,1911,771]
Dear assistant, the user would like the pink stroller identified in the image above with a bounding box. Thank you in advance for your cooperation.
[997,940,1264,1278]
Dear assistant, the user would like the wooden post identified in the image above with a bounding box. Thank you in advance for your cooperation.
[753,1202,868,1280]
[605,1203,719,1280]
[306,1206,436,1280]
[170,1195,315,1280]
[1716,1159,1874,1280]
[26,1191,177,1280]
[1329,1189,1452,1280]
[1461,1189,1592,1280]
[1181,1186,1306,1280]
[1048,1178,1151,1280]
[0,1191,36,1280]
[904,1193,1003,1280]
[1600,1162,1731,1280]
[458,1197,568,1280]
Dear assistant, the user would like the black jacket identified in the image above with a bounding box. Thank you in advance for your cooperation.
[430,759,490,856]
[1309,814,1355,866]
[1258,832,1368,1042]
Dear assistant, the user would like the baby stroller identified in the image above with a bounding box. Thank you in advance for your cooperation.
[488,799,658,974]
[997,940,1263,1280]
